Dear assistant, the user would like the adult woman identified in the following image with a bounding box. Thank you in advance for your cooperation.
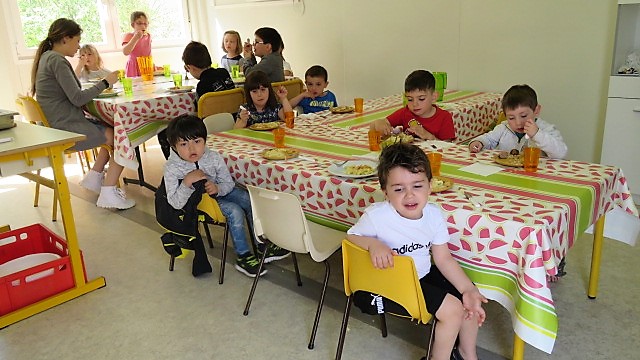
[31,18,134,209]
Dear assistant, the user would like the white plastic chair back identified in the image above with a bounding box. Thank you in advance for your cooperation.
[203,113,234,134]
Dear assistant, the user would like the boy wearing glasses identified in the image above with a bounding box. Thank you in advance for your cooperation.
[240,27,285,82]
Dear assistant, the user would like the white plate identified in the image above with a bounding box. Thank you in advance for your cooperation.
[327,159,378,178]
[168,86,195,93]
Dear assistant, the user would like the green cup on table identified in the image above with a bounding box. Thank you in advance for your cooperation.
[172,74,183,88]
[231,65,240,78]
[122,77,133,96]
[163,64,171,77]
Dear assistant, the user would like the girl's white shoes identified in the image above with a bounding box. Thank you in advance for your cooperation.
[96,186,135,210]
[79,169,103,194]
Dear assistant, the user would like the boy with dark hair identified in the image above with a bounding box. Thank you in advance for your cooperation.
[469,84,567,159]
[182,41,235,102]
[372,70,456,141]
[240,27,284,82]
[348,142,487,360]
[289,65,338,114]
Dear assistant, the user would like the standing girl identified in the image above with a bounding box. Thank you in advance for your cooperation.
[220,30,243,74]
[234,70,292,129]
[74,44,111,82]
[122,11,151,77]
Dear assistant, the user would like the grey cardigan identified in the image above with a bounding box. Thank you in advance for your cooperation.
[240,52,285,83]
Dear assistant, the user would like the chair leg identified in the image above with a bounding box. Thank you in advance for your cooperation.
[380,312,388,338]
[243,242,269,316]
[33,169,41,207]
[203,222,214,248]
[292,253,302,286]
[51,188,58,222]
[308,260,330,350]
[335,295,354,360]
[169,255,176,271]
[77,151,87,175]
[426,318,437,360]
[218,224,229,285]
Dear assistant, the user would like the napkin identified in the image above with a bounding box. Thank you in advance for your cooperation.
[424,140,455,151]
[458,163,504,177]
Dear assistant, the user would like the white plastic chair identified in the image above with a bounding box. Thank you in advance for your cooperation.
[203,113,235,134]
[243,185,344,350]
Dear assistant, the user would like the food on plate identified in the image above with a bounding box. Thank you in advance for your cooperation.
[493,153,524,167]
[261,148,299,160]
[330,106,355,114]
[345,164,376,176]
[101,88,115,94]
[509,149,520,156]
[248,122,280,131]
[430,176,453,193]
[168,85,194,92]
[498,151,509,159]
[380,133,414,148]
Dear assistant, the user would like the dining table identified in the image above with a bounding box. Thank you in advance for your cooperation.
[205,113,639,358]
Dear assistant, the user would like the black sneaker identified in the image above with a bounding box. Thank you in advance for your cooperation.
[258,244,291,263]
[235,253,267,278]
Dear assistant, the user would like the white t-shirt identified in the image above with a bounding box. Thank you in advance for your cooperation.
[347,201,450,278]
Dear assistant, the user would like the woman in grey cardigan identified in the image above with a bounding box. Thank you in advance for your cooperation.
[31,18,134,210]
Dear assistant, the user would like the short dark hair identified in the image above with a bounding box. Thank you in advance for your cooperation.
[166,114,207,147]
[182,41,212,69]
[244,70,278,108]
[254,27,282,52]
[404,70,436,93]
[305,65,328,82]
[378,143,431,189]
[130,11,147,23]
[501,84,538,111]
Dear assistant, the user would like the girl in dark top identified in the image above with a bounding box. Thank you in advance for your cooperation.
[234,70,292,129]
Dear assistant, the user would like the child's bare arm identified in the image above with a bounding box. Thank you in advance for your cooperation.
[372,118,393,136]
[289,90,310,108]
[469,140,483,153]
[346,234,398,269]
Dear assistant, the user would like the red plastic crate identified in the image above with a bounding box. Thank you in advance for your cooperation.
[0,224,86,316]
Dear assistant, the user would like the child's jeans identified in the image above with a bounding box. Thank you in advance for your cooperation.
[216,187,254,255]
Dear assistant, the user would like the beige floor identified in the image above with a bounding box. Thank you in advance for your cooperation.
[1,141,638,360]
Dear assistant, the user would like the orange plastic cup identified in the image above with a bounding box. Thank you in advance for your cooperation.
[136,56,154,81]
[427,152,442,176]
[273,127,285,148]
[368,129,381,151]
[523,147,541,172]
[354,98,364,113]
[284,111,295,129]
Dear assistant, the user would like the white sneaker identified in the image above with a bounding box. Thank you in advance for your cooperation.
[79,169,103,194]
[96,186,135,210]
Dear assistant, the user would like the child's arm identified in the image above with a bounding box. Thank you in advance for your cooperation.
[164,166,206,210]
[74,55,87,78]
[371,118,393,136]
[432,244,487,325]
[122,31,143,56]
[407,124,436,141]
[347,234,398,269]
[276,86,292,120]
[288,90,310,108]
[468,140,484,153]
[204,152,235,197]
[528,119,568,159]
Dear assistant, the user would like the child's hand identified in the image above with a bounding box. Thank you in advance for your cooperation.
[368,239,398,269]
[372,119,393,136]
[238,108,250,122]
[462,288,488,326]
[243,40,253,58]
[104,71,119,86]
[204,181,218,196]
[78,54,88,67]
[132,30,144,41]
[523,118,539,138]
[469,140,483,153]
[183,169,207,188]
[301,89,312,99]
[276,86,288,99]
[408,123,434,140]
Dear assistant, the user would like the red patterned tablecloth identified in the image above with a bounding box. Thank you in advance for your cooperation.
[206,116,638,354]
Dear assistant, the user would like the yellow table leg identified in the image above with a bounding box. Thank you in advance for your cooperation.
[588,215,605,299]
[513,334,525,360]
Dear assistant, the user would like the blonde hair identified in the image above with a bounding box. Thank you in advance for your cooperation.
[222,30,242,55]
[79,44,104,72]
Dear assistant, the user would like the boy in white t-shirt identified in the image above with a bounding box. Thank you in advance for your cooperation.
[347,143,487,360]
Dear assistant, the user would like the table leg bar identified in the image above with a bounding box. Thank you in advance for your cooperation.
[513,334,525,360]
[123,146,157,192]
[588,215,605,299]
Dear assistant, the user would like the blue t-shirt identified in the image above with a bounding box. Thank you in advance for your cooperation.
[241,102,283,126]
[299,90,337,114]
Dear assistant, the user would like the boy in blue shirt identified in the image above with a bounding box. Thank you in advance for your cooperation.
[289,65,337,113]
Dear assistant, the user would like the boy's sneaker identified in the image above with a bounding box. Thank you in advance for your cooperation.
[257,244,291,263]
[235,253,267,278]
[79,169,103,194]
[96,186,135,209]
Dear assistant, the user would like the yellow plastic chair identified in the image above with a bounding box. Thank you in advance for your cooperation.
[15,95,112,221]
[203,113,235,134]
[168,194,230,284]
[335,239,437,360]
[271,78,304,101]
[197,88,245,119]
[243,185,344,349]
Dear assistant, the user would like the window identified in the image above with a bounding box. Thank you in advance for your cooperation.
[4,0,189,59]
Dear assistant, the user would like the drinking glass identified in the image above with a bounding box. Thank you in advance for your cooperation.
[273,128,285,148]
[523,147,541,172]
[122,77,133,96]
[367,129,381,151]
[284,111,295,129]
[427,152,442,176]
[172,74,183,88]
[354,98,364,113]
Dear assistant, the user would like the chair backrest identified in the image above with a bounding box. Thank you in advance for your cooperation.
[271,78,304,101]
[341,239,431,324]
[15,95,51,127]
[197,88,245,118]
[203,113,235,134]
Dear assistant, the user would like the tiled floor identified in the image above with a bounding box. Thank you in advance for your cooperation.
[1,141,638,360]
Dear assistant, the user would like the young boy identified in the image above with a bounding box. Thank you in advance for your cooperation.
[372,70,456,141]
[468,84,568,159]
[240,27,284,82]
[162,115,289,277]
[347,143,487,360]
[182,41,235,102]
[289,65,337,114]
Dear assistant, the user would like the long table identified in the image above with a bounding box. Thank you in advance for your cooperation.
[206,115,638,357]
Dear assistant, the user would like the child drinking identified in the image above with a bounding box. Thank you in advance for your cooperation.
[122,11,151,77]
[234,70,293,129]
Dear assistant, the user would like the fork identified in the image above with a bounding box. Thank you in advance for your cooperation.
[334,160,349,167]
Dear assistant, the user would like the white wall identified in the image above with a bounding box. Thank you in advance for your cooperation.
[0,0,618,163]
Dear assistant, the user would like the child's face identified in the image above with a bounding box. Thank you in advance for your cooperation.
[405,89,437,118]
[505,105,541,133]
[383,166,430,220]
[253,36,270,57]
[80,50,97,67]
[174,137,205,163]
[132,16,148,32]
[305,76,328,98]
[250,86,270,108]
[224,34,238,54]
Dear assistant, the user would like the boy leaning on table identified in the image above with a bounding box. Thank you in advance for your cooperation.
[468,84,568,159]
[347,143,487,360]
[371,70,456,141]
[288,65,338,114]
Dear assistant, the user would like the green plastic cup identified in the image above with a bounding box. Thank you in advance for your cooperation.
[122,77,133,96]
[163,64,171,77]
[172,74,183,88]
